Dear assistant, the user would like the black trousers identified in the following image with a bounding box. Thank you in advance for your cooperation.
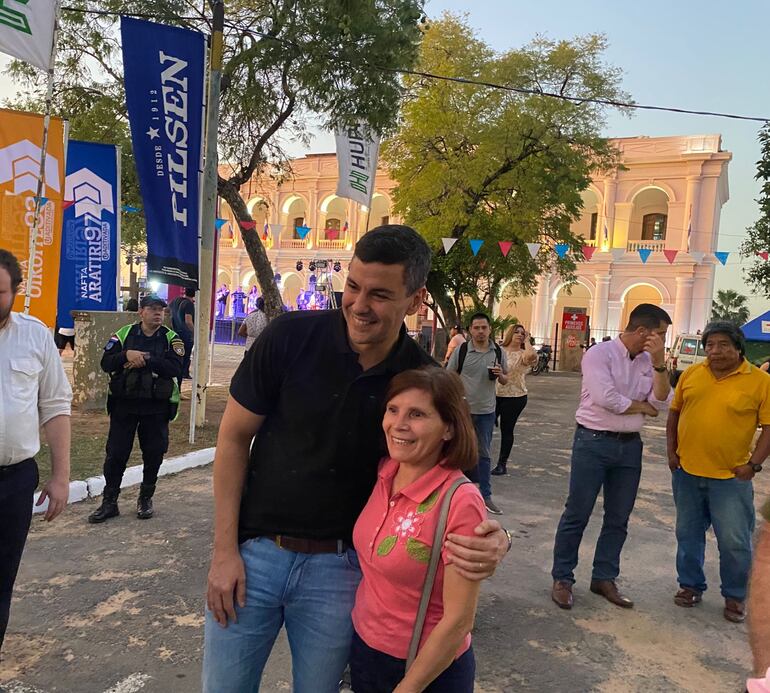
[496,395,528,464]
[0,458,38,651]
[178,336,193,387]
[103,410,169,490]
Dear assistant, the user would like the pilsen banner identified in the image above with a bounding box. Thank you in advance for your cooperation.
[121,16,206,288]
[57,141,121,328]
[0,108,66,326]
[335,123,380,208]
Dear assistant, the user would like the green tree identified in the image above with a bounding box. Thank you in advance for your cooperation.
[741,122,770,298]
[383,14,630,326]
[710,288,750,326]
[8,0,425,315]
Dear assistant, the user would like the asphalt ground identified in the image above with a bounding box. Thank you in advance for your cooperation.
[1,364,766,693]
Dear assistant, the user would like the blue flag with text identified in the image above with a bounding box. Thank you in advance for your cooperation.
[57,140,120,328]
[121,16,205,287]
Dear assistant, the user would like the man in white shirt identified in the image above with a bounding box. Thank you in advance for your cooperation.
[0,249,72,652]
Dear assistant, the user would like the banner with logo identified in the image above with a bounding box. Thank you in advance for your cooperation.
[121,16,205,288]
[57,140,120,328]
[0,108,65,326]
[335,123,380,208]
[0,0,56,71]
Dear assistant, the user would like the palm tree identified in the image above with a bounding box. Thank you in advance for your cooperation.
[710,289,750,326]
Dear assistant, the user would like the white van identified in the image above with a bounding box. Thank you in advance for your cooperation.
[666,333,707,385]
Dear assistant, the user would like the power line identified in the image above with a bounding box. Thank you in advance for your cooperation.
[57,6,770,124]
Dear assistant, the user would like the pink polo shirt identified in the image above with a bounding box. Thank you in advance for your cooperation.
[351,457,486,660]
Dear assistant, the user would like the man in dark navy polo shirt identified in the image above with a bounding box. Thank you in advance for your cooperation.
[202,225,509,693]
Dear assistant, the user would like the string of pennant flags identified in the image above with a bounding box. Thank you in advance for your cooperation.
[440,237,770,266]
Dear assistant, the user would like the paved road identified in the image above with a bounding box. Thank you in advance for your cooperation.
[1,370,765,692]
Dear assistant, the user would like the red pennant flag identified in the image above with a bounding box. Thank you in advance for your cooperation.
[758,251,769,261]
[326,228,340,241]
[498,241,513,257]
[582,245,596,261]
[240,220,256,230]
[663,249,679,264]
[62,200,74,210]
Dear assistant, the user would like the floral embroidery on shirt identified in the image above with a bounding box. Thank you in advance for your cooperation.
[417,489,440,513]
[393,510,423,539]
[406,537,431,563]
[376,535,397,556]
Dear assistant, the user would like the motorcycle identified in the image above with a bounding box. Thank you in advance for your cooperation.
[531,344,551,375]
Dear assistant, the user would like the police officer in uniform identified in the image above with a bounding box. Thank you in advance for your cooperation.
[88,295,184,523]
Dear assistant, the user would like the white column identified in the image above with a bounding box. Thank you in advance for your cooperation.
[606,300,624,334]
[530,274,550,344]
[673,276,695,336]
[681,176,703,252]
[601,177,618,250]
[591,274,610,335]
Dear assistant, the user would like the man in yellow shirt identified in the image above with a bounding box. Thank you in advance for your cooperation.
[667,321,770,623]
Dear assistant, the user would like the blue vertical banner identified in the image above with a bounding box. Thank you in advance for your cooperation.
[57,140,120,328]
[120,16,206,287]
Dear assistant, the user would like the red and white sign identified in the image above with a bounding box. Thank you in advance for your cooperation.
[562,311,588,332]
[567,334,578,348]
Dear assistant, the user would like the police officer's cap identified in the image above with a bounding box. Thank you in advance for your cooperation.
[140,294,167,308]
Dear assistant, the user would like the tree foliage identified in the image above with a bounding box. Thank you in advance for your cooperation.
[741,122,770,298]
[7,0,425,315]
[383,14,630,326]
[710,288,750,326]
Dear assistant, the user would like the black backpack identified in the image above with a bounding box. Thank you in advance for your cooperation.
[455,341,502,375]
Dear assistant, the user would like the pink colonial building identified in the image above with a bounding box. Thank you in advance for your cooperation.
[217,134,731,340]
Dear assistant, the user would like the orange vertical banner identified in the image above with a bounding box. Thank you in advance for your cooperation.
[0,108,66,327]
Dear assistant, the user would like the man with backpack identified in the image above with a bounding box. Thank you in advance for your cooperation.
[169,287,195,388]
[447,312,508,514]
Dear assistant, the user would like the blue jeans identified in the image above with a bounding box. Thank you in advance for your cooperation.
[468,412,495,499]
[671,468,755,600]
[552,427,643,583]
[202,537,362,693]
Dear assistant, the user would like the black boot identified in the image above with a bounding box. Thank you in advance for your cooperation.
[88,487,120,523]
[491,461,507,476]
[137,483,156,520]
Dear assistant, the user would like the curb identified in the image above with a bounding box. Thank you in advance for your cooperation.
[32,447,215,515]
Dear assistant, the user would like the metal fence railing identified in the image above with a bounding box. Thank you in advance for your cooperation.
[214,318,247,346]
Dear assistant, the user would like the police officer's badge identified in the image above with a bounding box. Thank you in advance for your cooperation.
[172,339,185,356]
[104,335,120,351]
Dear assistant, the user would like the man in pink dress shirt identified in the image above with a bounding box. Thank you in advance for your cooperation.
[551,304,673,610]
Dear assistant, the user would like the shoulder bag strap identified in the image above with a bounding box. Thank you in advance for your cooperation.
[406,476,470,669]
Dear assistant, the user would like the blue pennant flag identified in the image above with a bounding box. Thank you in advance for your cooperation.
[469,239,484,256]
[215,218,228,230]
[58,141,120,329]
[296,225,311,239]
[34,196,48,206]
[714,251,729,266]
[121,16,206,288]
[121,204,140,213]
[555,244,569,259]
[638,248,652,264]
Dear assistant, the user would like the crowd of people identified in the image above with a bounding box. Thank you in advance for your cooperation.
[1,223,769,691]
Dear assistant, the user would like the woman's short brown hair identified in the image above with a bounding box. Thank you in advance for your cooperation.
[385,367,477,471]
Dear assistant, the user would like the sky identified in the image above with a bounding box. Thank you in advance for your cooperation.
[0,0,768,316]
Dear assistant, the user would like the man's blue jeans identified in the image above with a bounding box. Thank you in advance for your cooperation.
[202,537,362,693]
[671,468,755,601]
[552,427,643,583]
[468,412,495,499]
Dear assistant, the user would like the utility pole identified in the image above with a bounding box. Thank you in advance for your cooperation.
[193,0,224,431]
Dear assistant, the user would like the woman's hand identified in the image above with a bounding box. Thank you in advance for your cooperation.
[444,519,508,580]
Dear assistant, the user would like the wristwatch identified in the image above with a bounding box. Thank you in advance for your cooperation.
[653,365,667,373]
[750,461,763,473]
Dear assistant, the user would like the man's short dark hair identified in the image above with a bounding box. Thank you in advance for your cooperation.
[468,312,491,327]
[353,224,431,294]
[626,303,672,331]
[0,249,23,293]
[185,287,196,298]
[701,320,746,357]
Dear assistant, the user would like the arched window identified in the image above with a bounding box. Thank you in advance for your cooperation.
[642,213,667,241]
[293,216,305,239]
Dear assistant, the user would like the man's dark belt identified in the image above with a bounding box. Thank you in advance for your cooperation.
[0,458,35,473]
[263,534,346,554]
[577,424,640,442]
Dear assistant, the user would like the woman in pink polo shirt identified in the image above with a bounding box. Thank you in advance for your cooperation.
[350,367,486,692]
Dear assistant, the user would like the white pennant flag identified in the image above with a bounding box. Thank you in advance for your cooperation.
[0,0,56,71]
[442,237,458,254]
[269,223,282,235]
[611,248,626,262]
[689,251,705,264]
[335,122,380,208]
[526,242,540,259]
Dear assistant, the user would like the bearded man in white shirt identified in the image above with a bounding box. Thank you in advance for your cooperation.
[0,249,72,652]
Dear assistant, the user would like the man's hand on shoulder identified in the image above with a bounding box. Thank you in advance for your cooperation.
[444,519,508,580]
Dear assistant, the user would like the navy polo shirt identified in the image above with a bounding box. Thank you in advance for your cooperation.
[230,309,437,542]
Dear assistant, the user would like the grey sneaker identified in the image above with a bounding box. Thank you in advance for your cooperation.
[484,497,503,515]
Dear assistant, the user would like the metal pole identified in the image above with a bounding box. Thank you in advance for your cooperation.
[194,0,224,428]
[24,1,61,315]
